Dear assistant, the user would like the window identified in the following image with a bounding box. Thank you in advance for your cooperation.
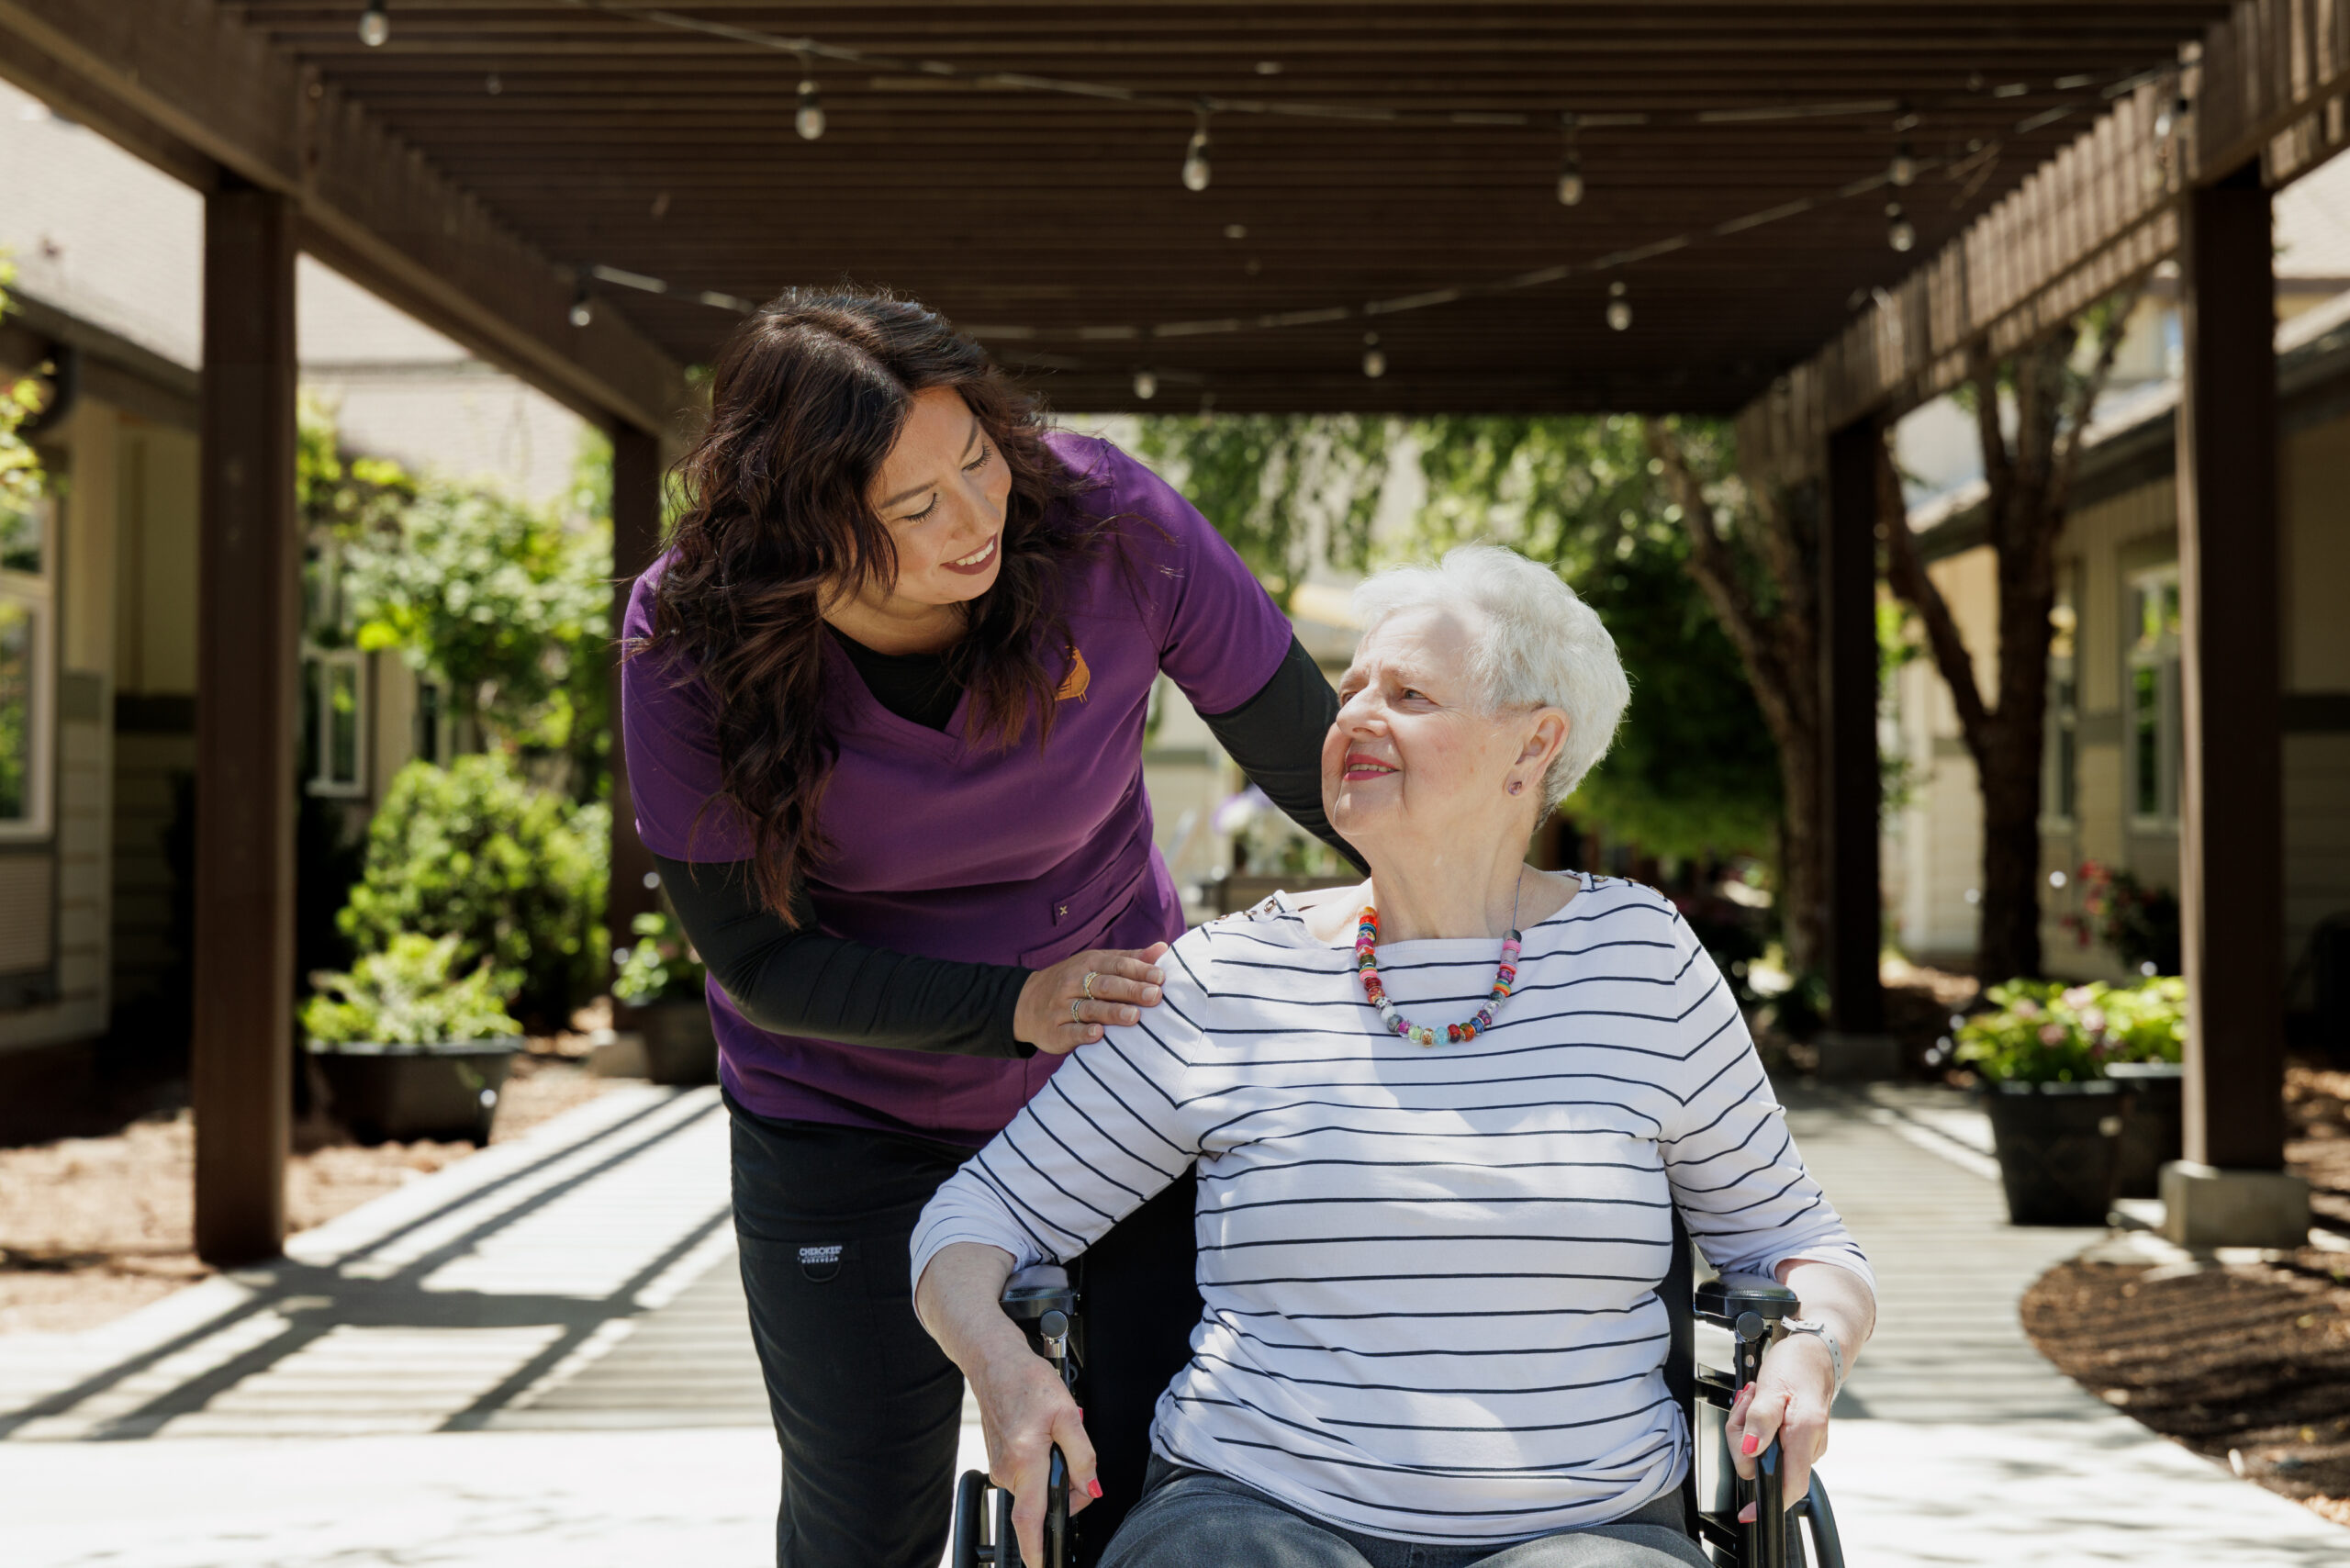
[301,532,368,797]
[302,648,366,795]
[0,495,52,840]
[2126,566,2181,828]
[2042,568,2078,827]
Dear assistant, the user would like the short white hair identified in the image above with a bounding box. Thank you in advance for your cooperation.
[1351,543,1630,811]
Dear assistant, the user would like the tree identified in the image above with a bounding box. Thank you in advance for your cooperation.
[1878,290,2142,981]
[1639,419,1832,976]
[1132,414,1391,608]
[341,470,609,771]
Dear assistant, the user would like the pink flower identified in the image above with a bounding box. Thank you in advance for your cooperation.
[2039,1023,2068,1047]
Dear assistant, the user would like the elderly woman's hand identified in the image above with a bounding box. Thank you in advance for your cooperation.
[1724,1333,1837,1522]
[1015,943,1169,1055]
[1724,1258,1874,1521]
[914,1242,1101,1565]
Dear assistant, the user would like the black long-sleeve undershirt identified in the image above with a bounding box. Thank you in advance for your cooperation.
[657,634,1360,1058]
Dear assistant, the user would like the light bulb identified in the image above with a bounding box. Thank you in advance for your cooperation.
[1889,142,1916,187]
[1886,202,1915,252]
[1606,280,1630,331]
[358,0,389,47]
[1182,130,1211,192]
[1133,370,1158,400]
[1361,333,1385,379]
[796,79,826,140]
[568,288,594,329]
[1557,157,1585,207]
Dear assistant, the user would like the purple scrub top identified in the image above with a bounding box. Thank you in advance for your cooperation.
[621,432,1294,1144]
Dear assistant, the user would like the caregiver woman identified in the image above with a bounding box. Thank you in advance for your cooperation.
[621,288,1355,1568]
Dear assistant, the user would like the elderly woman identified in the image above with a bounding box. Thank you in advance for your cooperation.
[912,544,1876,1568]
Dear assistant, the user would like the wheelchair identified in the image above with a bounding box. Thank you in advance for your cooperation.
[951,1211,1846,1568]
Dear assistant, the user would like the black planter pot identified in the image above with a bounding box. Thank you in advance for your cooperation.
[633,999,718,1086]
[308,1039,521,1145]
[1980,1079,2125,1226]
[2103,1061,2185,1199]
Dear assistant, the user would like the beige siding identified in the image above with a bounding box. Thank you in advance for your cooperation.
[112,422,199,699]
[2286,734,2350,999]
[2285,409,2350,691]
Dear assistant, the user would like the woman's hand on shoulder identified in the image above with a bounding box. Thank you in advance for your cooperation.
[1015,944,1169,1056]
[1724,1333,1838,1522]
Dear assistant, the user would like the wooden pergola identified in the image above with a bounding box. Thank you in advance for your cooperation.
[0,1,2338,1259]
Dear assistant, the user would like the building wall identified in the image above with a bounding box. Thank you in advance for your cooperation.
[1890,413,2350,991]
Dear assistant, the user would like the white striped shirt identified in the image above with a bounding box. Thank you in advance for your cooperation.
[912,875,1873,1544]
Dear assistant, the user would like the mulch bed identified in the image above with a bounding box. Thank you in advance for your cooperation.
[0,1044,614,1336]
[2020,1061,2350,1531]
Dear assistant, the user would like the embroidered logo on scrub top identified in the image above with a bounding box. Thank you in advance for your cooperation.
[1056,644,1091,701]
[798,1243,844,1282]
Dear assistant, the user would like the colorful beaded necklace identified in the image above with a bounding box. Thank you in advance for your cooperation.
[1354,873,1523,1047]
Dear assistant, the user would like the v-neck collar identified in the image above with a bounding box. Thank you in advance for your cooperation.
[821,633,972,759]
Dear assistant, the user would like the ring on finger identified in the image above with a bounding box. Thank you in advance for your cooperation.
[1069,997,1086,1025]
[1081,970,1100,1002]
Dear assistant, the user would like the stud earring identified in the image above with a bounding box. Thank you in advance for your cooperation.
[1507,780,1524,796]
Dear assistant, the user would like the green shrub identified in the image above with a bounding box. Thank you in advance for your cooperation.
[338,755,607,1027]
[1954,976,2186,1085]
[302,933,521,1046]
[611,909,708,1007]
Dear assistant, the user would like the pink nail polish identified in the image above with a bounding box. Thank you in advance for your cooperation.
[1741,1434,1760,1457]
[1087,1479,1103,1499]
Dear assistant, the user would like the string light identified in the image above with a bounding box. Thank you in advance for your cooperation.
[1182,104,1213,192]
[1133,369,1158,400]
[796,73,827,140]
[1889,140,1917,187]
[1886,200,1916,252]
[1361,331,1386,379]
[1556,113,1585,207]
[568,280,595,328]
[545,2,2168,210]
[1606,280,1631,331]
[358,0,389,47]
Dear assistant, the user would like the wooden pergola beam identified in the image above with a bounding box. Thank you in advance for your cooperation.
[0,0,689,437]
[1735,0,2350,477]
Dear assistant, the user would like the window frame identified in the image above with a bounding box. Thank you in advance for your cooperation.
[2124,563,2182,833]
[302,644,370,799]
[0,493,56,843]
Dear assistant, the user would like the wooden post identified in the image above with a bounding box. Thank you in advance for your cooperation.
[193,179,300,1264]
[1819,420,1886,1047]
[2177,162,2286,1172]
[606,424,664,986]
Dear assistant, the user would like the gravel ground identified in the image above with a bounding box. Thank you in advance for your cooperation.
[0,1048,614,1335]
[2021,1062,2350,1531]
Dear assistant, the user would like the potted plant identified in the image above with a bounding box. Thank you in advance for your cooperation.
[302,932,525,1145]
[1954,977,2188,1221]
[2078,977,2187,1198]
[612,909,718,1086]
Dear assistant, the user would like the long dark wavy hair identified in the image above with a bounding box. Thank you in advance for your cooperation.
[640,287,1105,921]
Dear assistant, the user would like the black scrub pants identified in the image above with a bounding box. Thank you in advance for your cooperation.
[729,1095,1202,1568]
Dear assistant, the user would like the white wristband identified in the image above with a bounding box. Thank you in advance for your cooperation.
[1779,1316,1843,1390]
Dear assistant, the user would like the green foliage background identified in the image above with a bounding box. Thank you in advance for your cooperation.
[339,755,608,1030]
[1136,411,1781,864]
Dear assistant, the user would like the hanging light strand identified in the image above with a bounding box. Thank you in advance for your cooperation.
[1556,112,1585,207]
[1182,103,1213,191]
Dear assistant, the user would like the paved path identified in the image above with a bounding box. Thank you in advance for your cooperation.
[2,1079,2344,1565]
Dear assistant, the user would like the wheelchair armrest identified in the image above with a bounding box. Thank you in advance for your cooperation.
[1693,1271,1797,1332]
[1001,1263,1077,1324]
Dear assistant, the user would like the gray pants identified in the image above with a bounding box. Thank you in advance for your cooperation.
[1097,1457,1713,1568]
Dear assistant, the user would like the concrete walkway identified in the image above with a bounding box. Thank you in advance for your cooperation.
[2,1080,2344,1565]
